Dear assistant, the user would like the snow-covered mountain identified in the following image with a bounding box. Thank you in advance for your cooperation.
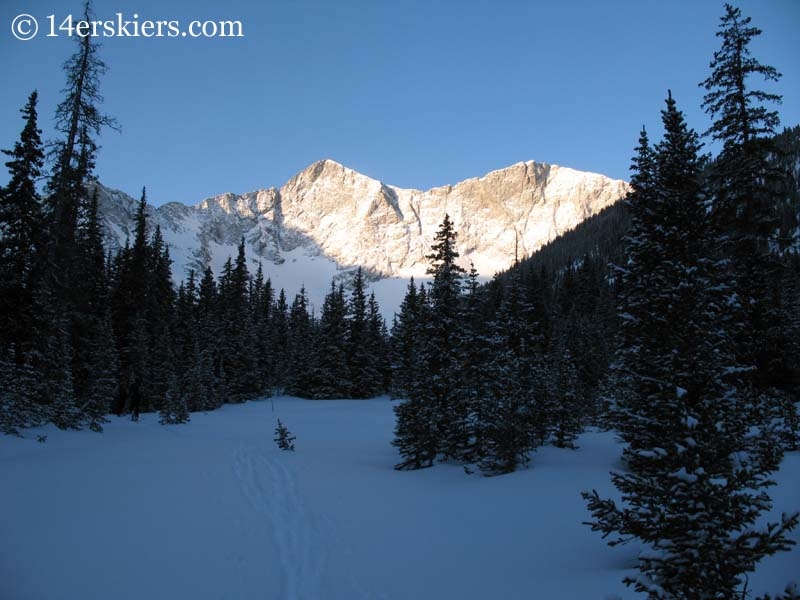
[96,159,628,307]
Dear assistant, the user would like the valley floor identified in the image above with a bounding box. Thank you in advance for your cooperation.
[1,397,798,600]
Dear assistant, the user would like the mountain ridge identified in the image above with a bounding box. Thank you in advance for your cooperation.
[95,158,629,294]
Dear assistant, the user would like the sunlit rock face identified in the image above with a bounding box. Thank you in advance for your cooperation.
[96,158,628,281]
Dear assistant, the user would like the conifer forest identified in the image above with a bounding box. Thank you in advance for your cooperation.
[1,3,799,598]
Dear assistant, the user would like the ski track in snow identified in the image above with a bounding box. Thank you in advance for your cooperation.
[232,442,327,600]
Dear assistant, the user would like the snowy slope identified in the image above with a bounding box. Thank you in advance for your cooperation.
[1,397,797,600]
[95,159,628,316]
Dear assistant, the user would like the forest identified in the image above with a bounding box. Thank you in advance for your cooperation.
[1,3,799,598]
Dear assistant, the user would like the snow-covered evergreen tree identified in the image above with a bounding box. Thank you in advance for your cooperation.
[583,91,798,599]
[389,277,423,399]
[478,270,540,475]
[393,215,468,466]
[347,268,381,398]
[306,280,349,399]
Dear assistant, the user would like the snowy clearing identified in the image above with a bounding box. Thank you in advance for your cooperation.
[2,397,798,600]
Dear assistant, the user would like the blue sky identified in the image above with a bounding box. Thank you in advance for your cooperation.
[1,0,798,206]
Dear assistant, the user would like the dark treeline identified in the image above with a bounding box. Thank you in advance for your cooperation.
[1,1,799,596]
[392,4,800,598]
[391,214,616,475]
[0,2,395,433]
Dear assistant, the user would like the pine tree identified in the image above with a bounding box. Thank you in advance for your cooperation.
[456,263,491,463]
[478,270,540,474]
[393,215,467,467]
[250,263,274,394]
[110,189,149,414]
[306,280,349,398]
[217,239,257,402]
[46,0,118,316]
[286,286,313,397]
[0,91,48,431]
[73,189,117,431]
[347,268,381,398]
[389,277,422,398]
[196,266,221,409]
[144,225,176,411]
[549,342,581,449]
[159,374,190,425]
[367,291,391,393]
[700,3,788,393]
[0,91,45,362]
[274,419,295,451]
[583,92,798,599]
[270,289,290,392]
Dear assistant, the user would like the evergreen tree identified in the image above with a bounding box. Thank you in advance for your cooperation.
[583,92,798,599]
[250,263,275,394]
[110,189,149,414]
[217,239,258,402]
[478,269,540,474]
[367,291,391,393]
[45,2,119,351]
[549,342,581,449]
[270,289,290,392]
[389,277,422,398]
[286,286,313,397]
[347,268,381,398]
[306,280,349,398]
[393,215,467,467]
[144,225,176,410]
[73,189,117,431]
[274,419,295,451]
[455,263,491,463]
[159,374,190,425]
[0,91,47,431]
[0,91,45,363]
[700,3,788,392]
[195,266,222,409]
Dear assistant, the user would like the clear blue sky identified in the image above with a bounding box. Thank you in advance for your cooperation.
[1,0,798,206]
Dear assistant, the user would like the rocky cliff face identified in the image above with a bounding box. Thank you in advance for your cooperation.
[96,159,628,282]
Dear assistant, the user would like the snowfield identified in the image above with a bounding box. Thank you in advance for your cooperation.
[1,397,798,600]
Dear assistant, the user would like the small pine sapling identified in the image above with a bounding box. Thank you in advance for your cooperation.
[274,419,295,451]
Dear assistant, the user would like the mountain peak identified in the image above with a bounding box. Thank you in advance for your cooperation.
[96,159,628,309]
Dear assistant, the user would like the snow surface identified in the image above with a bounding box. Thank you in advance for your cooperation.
[1,397,798,600]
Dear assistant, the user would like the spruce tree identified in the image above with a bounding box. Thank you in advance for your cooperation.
[478,269,540,474]
[144,225,176,410]
[274,419,295,451]
[367,291,391,393]
[270,289,290,392]
[73,189,117,431]
[250,263,274,394]
[0,91,47,431]
[393,215,467,467]
[0,91,45,362]
[217,239,257,402]
[583,92,798,599]
[347,268,381,398]
[286,286,313,397]
[195,266,222,409]
[46,0,118,318]
[306,280,349,399]
[389,277,422,399]
[700,3,788,393]
[456,263,491,463]
[110,189,149,414]
[159,374,190,425]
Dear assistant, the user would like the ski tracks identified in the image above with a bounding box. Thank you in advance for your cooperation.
[232,442,327,600]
